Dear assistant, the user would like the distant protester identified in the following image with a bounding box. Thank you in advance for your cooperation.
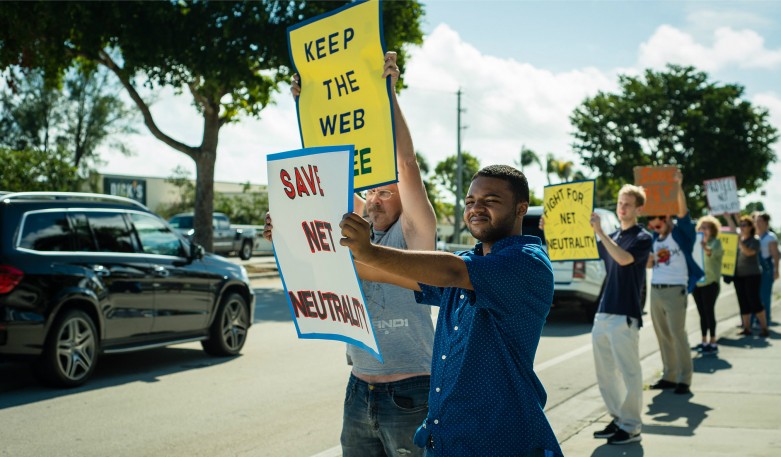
[646,170,703,396]
[692,216,724,353]
[587,184,652,445]
[753,212,778,325]
[726,214,769,337]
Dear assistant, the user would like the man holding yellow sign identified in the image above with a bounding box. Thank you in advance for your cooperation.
[283,49,437,456]
[588,185,653,445]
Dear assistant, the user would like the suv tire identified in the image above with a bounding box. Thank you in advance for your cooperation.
[202,293,249,356]
[238,240,253,260]
[36,309,99,387]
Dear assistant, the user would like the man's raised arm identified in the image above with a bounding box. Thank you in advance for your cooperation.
[384,52,437,251]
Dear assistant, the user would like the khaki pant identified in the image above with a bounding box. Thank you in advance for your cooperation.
[592,313,643,434]
[650,285,693,386]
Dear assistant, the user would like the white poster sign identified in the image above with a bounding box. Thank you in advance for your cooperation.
[267,145,382,362]
[704,176,740,215]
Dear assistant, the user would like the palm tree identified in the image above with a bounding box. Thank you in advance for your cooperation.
[545,153,557,185]
[555,160,575,182]
[518,146,542,173]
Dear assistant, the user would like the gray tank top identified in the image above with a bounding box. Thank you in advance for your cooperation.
[735,236,762,277]
[346,217,435,375]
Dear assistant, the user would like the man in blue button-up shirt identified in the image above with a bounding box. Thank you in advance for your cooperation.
[340,165,562,457]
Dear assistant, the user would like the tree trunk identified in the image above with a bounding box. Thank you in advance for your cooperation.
[192,110,220,251]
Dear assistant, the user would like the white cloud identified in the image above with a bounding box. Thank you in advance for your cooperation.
[401,24,616,195]
[639,24,781,71]
[685,9,772,39]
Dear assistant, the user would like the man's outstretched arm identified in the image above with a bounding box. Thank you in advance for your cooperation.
[341,212,472,290]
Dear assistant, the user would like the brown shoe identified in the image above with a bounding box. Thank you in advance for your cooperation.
[738,328,752,336]
[760,329,770,338]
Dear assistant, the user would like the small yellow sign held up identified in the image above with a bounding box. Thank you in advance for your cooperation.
[543,180,599,261]
[287,0,396,191]
[718,232,739,276]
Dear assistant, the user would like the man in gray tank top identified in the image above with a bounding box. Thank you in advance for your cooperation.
[267,51,437,457]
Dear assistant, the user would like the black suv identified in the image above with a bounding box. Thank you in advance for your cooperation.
[0,192,255,387]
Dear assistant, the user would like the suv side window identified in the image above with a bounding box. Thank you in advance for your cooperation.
[88,212,136,253]
[18,211,72,251]
[70,213,97,251]
[130,213,184,257]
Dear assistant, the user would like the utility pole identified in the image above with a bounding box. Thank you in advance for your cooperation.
[453,88,464,243]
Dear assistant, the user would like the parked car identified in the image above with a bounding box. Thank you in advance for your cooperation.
[168,212,258,260]
[0,192,255,387]
[523,206,620,322]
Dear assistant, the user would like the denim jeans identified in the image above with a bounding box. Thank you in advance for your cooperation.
[341,373,430,457]
[758,258,774,323]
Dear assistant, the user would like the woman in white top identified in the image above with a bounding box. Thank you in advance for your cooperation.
[754,212,779,324]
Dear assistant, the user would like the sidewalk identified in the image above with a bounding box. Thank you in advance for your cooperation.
[559,302,781,457]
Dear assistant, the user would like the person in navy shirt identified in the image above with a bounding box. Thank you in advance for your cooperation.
[340,165,562,457]
[589,185,653,445]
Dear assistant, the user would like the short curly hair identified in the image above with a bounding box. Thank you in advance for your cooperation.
[696,215,721,237]
[472,165,529,204]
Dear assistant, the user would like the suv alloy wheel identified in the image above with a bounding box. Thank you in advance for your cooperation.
[37,309,99,387]
[202,293,249,356]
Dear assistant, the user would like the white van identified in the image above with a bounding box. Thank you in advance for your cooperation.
[523,206,620,321]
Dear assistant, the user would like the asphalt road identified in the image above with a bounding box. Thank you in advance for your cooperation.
[0,266,748,457]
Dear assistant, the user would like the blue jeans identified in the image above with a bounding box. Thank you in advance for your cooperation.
[341,374,430,457]
[752,258,774,326]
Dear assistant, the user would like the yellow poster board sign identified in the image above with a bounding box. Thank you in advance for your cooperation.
[543,180,598,261]
[287,0,396,191]
[718,232,739,276]
[633,165,679,216]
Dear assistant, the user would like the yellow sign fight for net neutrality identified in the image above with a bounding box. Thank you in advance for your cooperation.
[287,0,396,191]
[543,180,599,261]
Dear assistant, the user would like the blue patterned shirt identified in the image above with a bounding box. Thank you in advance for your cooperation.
[412,235,562,457]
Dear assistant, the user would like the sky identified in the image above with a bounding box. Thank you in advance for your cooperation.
[98,0,781,218]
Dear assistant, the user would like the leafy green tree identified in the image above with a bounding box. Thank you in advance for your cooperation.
[158,166,268,225]
[0,67,135,171]
[434,151,481,206]
[0,148,82,191]
[517,146,543,174]
[415,151,448,220]
[571,64,778,217]
[744,201,765,215]
[215,184,269,226]
[156,166,196,219]
[0,0,424,250]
